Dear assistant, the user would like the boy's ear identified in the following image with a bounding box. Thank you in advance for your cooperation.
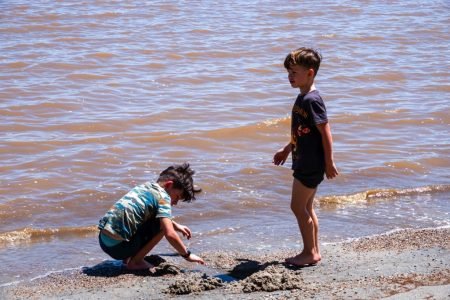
[308,68,315,77]
[162,180,174,189]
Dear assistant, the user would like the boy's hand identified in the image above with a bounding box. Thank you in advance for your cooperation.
[186,253,205,265]
[173,223,192,239]
[273,144,291,165]
[325,162,338,179]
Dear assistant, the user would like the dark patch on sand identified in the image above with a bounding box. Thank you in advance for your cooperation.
[82,255,180,277]
[228,259,266,279]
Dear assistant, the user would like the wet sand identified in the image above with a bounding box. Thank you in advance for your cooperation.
[2,227,449,299]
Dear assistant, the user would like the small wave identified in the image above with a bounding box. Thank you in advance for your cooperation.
[246,68,274,74]
[261,116,290,126]
[423,84,450,93]
[198,226,241,237]
[167,53,183,60]
[30,266,82,282]
[333,110,443,126]
[143,62,166,69]
[54,37,89,43]
[203,116,289,139]
[85,52,116,59]
[66,73,110,80]
[0,279,22,288]
[0,226,97,247]
[0,266,84,288]
[206,51,241,59]
[351,35,385,42]
[2,101,81,113]
[189,29,213,34]
[89,12,123,19]
[320,184,450,205]
[30,62,97,70]
[277,11,302,18]
[3,61,29,69]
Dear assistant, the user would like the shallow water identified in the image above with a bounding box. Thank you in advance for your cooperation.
[1,0,449,285]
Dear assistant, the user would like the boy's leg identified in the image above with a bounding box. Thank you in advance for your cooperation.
[306,189,320,259]
[127,230,164,270]
[286,178,321,266]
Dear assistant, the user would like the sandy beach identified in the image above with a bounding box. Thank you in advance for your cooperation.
[2,0,450,294]
[1,227,449,299]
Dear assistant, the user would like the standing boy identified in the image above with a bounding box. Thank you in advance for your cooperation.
[273,48,338,266]
[98,163,204,270]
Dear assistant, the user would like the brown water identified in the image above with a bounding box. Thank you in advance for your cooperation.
[1,0,449,286]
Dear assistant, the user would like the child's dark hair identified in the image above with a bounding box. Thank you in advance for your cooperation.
[158,163,198,202]
[284,47,322,76]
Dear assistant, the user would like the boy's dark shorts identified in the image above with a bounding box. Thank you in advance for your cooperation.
[293,170,324,189]
[99,218,161,260]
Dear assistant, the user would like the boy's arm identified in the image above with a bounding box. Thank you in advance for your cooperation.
[316,122,338,179]
[160,218,204,264]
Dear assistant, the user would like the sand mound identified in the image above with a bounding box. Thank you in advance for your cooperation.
[150,262,182,276]
[240,265,304,293]
[165,273,224,295]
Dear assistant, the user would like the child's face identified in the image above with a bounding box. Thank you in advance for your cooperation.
[167,187,184,206]
[287,65,312,89]
[161,180,185,205]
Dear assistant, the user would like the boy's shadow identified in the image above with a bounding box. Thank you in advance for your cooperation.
[82,255,178,278]
[226,258,313,280]
[227,259,281,280]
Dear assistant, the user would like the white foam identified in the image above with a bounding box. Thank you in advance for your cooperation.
[29,266,82,282]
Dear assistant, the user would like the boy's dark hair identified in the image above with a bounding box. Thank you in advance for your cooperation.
[158,163,197,202]
[284,47,322,76]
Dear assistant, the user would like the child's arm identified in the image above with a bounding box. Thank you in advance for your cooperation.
[160,218,204,264]
[316,122,338,179]
[172,220,192,239]
[273,142,292,165]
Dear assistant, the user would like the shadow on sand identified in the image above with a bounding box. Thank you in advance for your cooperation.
[81,255,178,277]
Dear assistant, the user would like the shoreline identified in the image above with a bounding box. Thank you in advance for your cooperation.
[2,227,449,299]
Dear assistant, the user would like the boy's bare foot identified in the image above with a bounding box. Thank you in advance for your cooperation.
[285,252,321,267]
[125,259,154,270]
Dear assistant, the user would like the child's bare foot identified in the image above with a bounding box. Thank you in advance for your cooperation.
[125,259,154,270]
[285,252,321,267]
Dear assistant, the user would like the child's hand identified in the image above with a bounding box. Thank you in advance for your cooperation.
[174,223,192,239]
[273,145,291,165]
[186,253,205,265]
[326,162,338,179]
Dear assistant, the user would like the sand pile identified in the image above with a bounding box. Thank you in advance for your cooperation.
[166,273,224,295]
[239,265,304,292]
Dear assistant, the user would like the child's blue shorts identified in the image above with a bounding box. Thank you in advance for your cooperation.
[99,218,161,260]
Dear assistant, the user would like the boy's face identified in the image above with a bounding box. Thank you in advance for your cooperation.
[287,65,313,89]
[162,180,185,205]
[167,187,184,206]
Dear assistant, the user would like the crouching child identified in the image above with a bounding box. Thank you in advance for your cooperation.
[98,163,204,270]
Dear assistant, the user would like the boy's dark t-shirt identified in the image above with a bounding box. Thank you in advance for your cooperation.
[291,90,328,174]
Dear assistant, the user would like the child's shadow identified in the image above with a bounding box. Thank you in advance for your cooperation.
[228,259,281,280]
[82,255,178,278]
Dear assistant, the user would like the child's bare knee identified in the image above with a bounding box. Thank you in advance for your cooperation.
[291,204,308,216]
